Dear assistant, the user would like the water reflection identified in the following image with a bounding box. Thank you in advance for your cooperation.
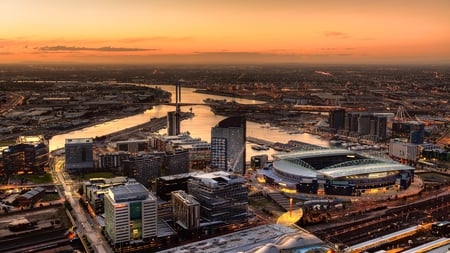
[49,84,328,160]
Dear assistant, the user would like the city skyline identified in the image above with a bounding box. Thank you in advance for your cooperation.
[1,0,450,65]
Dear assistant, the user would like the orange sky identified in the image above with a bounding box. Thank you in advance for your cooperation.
[1,0,449,64]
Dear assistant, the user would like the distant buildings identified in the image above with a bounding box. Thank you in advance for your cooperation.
[65,138,94,172]
[211,116,246,174]
[340,111,390,141]
[104,182,157,246]
[0,135,49,176]
[392,121,425,144]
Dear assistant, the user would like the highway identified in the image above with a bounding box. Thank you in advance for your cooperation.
[52,156,113,253]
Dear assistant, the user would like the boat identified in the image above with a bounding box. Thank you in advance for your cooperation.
[251,145,270,151]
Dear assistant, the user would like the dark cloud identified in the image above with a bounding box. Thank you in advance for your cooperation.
[320,47,355,51]
[118,36,192,43]
[37,45,158,52]
[324,31,349,38]
[192,51,262,56]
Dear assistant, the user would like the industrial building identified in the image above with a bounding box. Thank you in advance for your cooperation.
[187,171,248,223]
[257,148,415,196]
[211,116,246,174]
[104,182,158,246]
[65,138,94,172]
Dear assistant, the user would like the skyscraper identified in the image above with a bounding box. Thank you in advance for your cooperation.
[167,111,180,136]
[104,182,157,246]
[64,138,94,172]
[210,116,246,174]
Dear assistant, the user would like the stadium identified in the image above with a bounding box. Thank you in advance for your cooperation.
[256,149,415,196]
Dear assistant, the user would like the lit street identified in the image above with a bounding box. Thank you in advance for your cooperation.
[52,156,113,253]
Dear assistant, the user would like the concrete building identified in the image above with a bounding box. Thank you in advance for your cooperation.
[104,182,157,246]
[389,140,420,162]
[149,133,211,170]
[65,138,94,172]
[391,121,425,144]
[83,177,130,214]
[121,152,163,188]
[211,116,246,174]
[1,142,49,176]
[171,190,200,230]
[187,171,248,223]
[329,108,345,132]
[250,154,269,170]
[156,172,204,201]
[167,111,180,136]
[97,151,131,171]
[116,139,150,153]
[162,149,189,176]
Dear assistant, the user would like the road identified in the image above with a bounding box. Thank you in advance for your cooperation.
[52,156,113,253]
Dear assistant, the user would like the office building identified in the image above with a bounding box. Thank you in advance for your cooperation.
[104,183,157,245]
[65,138,94,172]
[97,151,131,171]
[150,133,210,170]
[329,109,345,132]
[83,177,130,214]
[1,135,49,176]
[250,154,268,170]
[392,121,425,144]
[162,149,189,176]
[171,190,200,230]
[167,111,180,136]
[121,152,163,188]
[187,171,248,223]
[156,172,204,201]
[211,116,246,174]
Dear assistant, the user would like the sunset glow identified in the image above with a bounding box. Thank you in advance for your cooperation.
[1,0,449,64]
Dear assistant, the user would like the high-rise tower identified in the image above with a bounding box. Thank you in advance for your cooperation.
[210,116,246,175]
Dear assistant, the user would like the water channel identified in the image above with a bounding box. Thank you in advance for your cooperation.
[49,84,329,160]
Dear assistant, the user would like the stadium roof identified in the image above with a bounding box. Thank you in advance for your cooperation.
[270,149,415,179]
[273,149,354,160]
[320,163,414,178]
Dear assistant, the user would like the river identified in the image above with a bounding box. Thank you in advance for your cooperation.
[49,84,329,160]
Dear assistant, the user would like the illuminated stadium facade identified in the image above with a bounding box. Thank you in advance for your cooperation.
[257,149,415,196]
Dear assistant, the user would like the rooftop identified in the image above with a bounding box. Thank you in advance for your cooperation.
[158,224,304,253]
[65,138,93,144]
[108,183,155,203]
